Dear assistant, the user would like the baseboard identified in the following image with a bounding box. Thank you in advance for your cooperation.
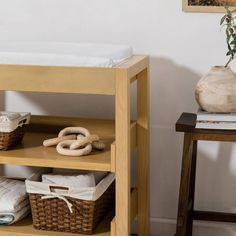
[132,217,236,236]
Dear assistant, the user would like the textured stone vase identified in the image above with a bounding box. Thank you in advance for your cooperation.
[195,66,236,112]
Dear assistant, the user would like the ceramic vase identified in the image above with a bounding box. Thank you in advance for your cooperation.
[195,66,236,112]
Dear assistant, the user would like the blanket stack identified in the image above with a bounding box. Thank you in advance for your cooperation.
[0,177,30,225]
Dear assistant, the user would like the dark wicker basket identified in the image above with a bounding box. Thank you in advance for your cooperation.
[0,126,26,150]
[29,182,115,235]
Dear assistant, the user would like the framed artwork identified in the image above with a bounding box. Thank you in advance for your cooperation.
[183,0,236,12]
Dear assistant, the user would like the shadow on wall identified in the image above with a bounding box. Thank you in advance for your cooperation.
[6,57,203,224]
[9,82,137,120]
[196,141,236,213]
[150,57,200,127]
[148,58,236,236]
[149,57,201,222]
[7,57,236,236]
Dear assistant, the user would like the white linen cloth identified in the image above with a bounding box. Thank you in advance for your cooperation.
[0,203,30,225]
[26,172,115,201]
[0,177,28,212]
[52,169,107,185]
[0,42,133,67]
[42,173,96,188]
[0,177,30,225]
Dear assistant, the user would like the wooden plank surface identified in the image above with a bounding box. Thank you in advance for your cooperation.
[176,113,236,137]
[0,132,112,171]
[0,215,111,236]
[0,55,147,95]
[0,65,115,95]
[193,211,236,223]
[117,55,149,79]
[115,68,131,236]
[137,68,150,236]
[131,188,138,223]
[29,115,115,138]
[0,115,116,171]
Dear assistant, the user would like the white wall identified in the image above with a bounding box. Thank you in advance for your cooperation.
[1,0,236,235]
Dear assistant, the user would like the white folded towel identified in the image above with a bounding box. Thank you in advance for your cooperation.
[0,177,28,213]
[42,173,96,188]
[0,204,30,225]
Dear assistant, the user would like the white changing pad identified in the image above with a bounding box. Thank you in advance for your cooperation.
[0,42,133,67]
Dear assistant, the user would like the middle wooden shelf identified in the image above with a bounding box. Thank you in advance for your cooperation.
[0,115,136,172]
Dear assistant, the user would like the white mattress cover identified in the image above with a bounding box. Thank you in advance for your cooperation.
[0,42,133,67]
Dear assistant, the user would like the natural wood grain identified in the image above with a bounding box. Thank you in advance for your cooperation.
[176,133,193,236]
[117,55,149,79]
[186,141,197,235]
[192,133,236,142]
[175,113,196,132]
[110,142,116,173]
[0,65,115,95]
[130,76,137,84]
[193,211,236,222]
[137,68,150,236]
[130,122,137,150]
[0,56,147,95]
[0,214,110,236]
[115,69,131,236]
[0,115,117,171]
[176,113,236,137]
[0,132,112,171]
[110,218,116,236]
[30,115,115,137]
[131,188,138,223]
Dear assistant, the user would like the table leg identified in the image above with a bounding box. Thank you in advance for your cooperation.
[186,140,197,235]
[176,133,194,236]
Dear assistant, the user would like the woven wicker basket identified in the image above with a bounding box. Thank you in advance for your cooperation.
[0,126,26,150]
[29,182,115,235]
[0,112,30,150]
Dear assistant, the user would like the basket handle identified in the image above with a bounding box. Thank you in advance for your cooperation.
[49,185,69,193]
[42,189,73,213]
[18,118,27,127]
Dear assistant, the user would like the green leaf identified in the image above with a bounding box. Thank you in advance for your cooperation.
[230,40,236,45]
[227,49,235,56]
[220,15,227,25]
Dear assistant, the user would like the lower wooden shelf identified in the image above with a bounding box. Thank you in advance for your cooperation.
[0,214,111,236]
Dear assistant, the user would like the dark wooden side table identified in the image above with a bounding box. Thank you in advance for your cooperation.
[175,112,236,236]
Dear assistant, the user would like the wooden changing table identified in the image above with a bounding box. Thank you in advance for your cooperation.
[0,55,149,236]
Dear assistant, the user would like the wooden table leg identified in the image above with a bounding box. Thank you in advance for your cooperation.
[176,133,193,236]
[186,140,197,235]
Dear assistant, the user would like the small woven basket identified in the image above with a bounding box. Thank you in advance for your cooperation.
[0,112,30,150]
[0,126,26,150]
[29,182,115,235]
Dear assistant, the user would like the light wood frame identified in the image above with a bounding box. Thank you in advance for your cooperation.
[0,55,150,236]
[182,0,236,13]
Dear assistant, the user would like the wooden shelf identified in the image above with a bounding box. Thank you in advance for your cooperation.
[0,54,149,235]
[0,115,115,171]
[0,214,111,236]
[0,132,113,171]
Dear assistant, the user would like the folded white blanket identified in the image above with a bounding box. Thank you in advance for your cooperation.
[0,204,30,225]
[42,173,96,188]
[0,177,28,212]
